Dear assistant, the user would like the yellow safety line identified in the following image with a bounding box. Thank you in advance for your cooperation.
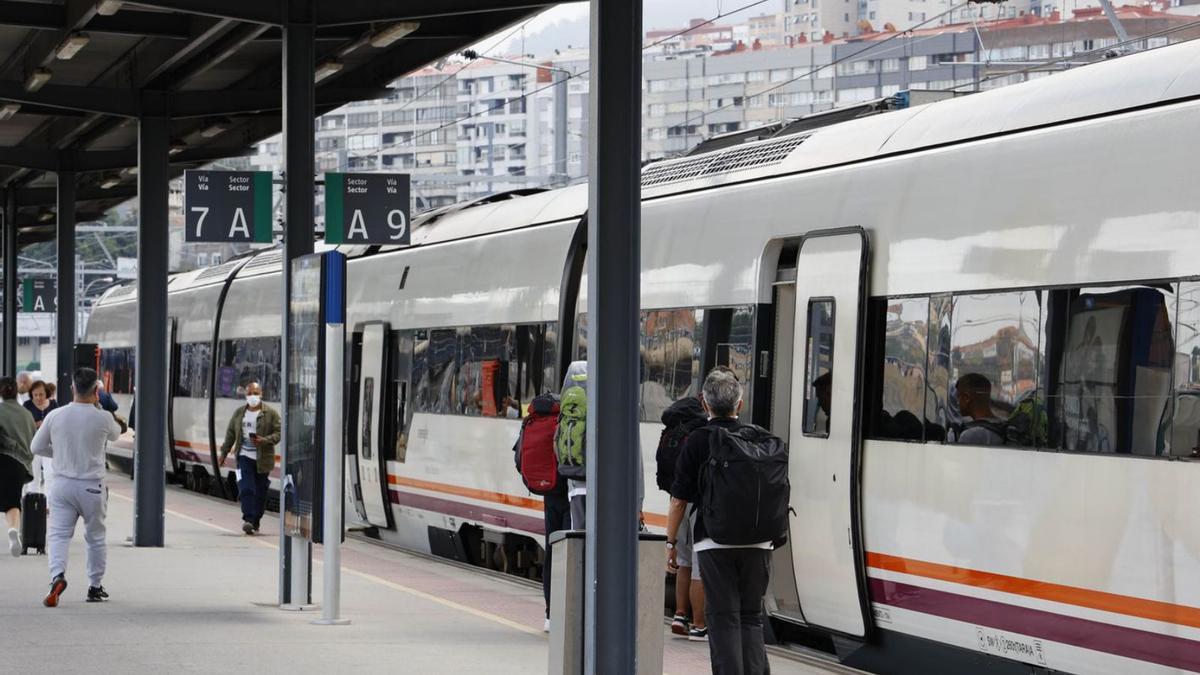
[109,490,544,637]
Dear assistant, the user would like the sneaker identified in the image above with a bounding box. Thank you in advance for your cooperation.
[43,575,67,608]
[87,586,109,603]
[670,613,690,636]
[242,521,255,535]
[252,521,261,533]
[7,527,20,558]
[543,618,551,633]
[688,626,708,642]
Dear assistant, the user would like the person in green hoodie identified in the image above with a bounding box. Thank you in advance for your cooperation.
[218,382,281,535]
[0,376,36,557]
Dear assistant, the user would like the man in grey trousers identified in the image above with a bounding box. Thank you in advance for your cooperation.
[30,368,122,607]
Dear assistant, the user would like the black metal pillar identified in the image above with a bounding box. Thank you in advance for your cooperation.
[133,114,169,547]
[279,0,316,607]
[55,171,75,398]
[584,1,642,674]
[2,189,15,375]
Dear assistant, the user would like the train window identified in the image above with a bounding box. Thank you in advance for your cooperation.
[458,325,516,417]
[412,330,429,413]
[215,337,281,401]
[1050,284,1174,455]
[1169,281,1200,458]
[425,329,458,414]
[100,347,135,395]
[175,342,211,398]
[801,299,834,437]
[542,322,559,395]
[640,309,700,423]
[866,297,930,442]
[923,294,950,442]
[575,313,588,362]
[946,291,1042,448]
[700,306,755,421]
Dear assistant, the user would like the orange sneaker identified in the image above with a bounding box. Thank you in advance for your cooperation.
[44,575,67,608]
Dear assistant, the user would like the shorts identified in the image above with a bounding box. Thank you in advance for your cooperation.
[0,455,28,512]
[675,506,699,579]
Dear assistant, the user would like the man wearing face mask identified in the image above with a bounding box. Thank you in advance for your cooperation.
[219,382,281,535]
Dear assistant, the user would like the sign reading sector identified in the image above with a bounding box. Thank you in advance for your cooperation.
[184,170,273,243]
[20,278,56,313]
[324,172,410,245]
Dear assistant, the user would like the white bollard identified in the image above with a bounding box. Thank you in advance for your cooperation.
[313,321,350,626]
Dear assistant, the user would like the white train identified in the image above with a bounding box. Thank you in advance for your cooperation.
[88,41,1200,674]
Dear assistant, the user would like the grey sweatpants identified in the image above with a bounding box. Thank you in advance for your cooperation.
[48,477,107,587]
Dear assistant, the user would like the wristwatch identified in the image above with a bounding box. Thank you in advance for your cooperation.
[665,541,676,550]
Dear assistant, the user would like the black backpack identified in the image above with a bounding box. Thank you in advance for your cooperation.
[655,397,708,493]
[700,424,790,546]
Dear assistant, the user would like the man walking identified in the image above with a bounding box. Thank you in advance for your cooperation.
[31,368,123,607]
[219,382,280,535]
[667,367,789,675]
[0,376,36,557]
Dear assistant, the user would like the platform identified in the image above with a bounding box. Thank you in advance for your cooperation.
[0,473,848,675]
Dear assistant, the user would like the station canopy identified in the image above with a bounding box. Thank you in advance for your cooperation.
[0,0,580,244]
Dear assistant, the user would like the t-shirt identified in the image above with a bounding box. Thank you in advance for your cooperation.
[670,416,772,552]
[955,418,1005,446]
[30,402,122,481]
[240,409,260,459]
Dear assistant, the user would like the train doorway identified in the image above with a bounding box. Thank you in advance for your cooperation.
[349,322,393,529]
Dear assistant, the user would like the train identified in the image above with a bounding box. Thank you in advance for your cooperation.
[87,40,1200,674]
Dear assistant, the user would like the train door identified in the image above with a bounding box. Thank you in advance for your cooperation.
[167,318,181,477]
[786,228,871,638]
[352,322,392,529]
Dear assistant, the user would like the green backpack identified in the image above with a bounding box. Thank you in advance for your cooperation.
[555,382,587,480]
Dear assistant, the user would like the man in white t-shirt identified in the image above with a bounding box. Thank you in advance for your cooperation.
[218,382,281,535]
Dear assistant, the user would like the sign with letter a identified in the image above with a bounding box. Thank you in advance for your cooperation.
[184,170,274,243]
[324,172,411,245]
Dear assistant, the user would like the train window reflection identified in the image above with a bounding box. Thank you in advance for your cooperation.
[176,342,211,398]
[802,299,834,437]
[216,337,281,401]
[100,347,135,395]
[1170,282,1200,458]
[426,329,458,414]
[947,292,1042,448]
[640,309,699,423]
[1053,285,1174,455]
[871,297,929,442]
[458,325,515,418]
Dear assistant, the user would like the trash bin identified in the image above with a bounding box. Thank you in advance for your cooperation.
[548,529,667,675]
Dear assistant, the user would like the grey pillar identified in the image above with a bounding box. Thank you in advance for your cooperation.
[554,71,568,185]
[2,189,15,375]
[584,1,642,674]
[56,171,75,398]
[280,0,316,606]
[133,113,169,547]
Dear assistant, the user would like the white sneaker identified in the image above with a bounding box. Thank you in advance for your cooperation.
[543,618,551,633]
[7,528,20,557]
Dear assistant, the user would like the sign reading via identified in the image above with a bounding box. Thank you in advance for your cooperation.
[324,172,410,245]
[184,170,273,243]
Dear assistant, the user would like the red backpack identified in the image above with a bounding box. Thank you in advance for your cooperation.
[513,393,561,495]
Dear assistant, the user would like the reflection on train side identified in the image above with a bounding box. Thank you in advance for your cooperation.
[864,279,1200,457]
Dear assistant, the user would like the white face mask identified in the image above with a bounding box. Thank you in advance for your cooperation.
[246,394,262,407]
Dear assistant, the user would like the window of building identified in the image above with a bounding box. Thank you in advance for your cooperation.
[802,300,835,437]
[347,112,378,128]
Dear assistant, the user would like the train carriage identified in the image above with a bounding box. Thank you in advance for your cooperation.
[87,40,1200,674]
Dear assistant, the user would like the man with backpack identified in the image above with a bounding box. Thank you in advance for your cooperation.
[512,391,569,632]
[950,373,1006,446]
[657,395,709,641]
[667,367,789,675]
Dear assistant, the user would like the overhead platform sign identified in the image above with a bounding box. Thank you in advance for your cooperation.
[184,170,273,243]
[20,279,56,313]
[324,172,410,245]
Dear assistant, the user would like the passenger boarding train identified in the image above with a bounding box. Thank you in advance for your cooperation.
[88,41,1200,674]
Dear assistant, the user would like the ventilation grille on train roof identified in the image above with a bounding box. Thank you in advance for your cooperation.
[242,249,283,272]
[640,134,809,188]
[107,285,136,300]
[194,260,242,282]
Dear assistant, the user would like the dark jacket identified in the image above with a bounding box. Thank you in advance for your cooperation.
[220,403,281,474]
[0,399,35,481]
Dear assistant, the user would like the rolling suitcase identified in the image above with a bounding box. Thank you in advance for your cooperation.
[21,492,46,555]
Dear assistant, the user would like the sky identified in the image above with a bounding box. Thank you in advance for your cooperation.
[474,0,786,57]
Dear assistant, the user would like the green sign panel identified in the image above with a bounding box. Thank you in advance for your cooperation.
[184,170,273,243]
[324,172,410,245]
[20,278,55,313]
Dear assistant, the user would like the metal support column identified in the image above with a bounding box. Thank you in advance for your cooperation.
[55,171,75,398]
[584,1,642,674]
[2,189,15,375]
[133,114,169,547]
[280,0,316,608]
[554,71,568,185]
